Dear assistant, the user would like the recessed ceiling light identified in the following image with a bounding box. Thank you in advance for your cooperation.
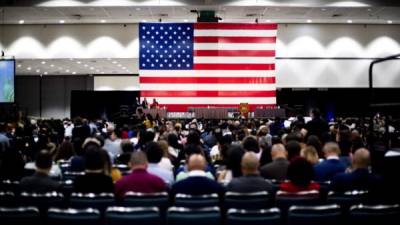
[59,20,65,24]
[112,61,117,64]
[101,72,105,74]
[107,58,111,60]
[387,20,393,24]
[100,19,106,23]
[90,67,94,70]
[58,67,62,70]
[347,20,353,23]
[136,8,141,11]
[69,58,74,61]
[265,19,271,23]
[50,64,54,67]
[183,19,188,22]
[77,61,81,64]
[141,19,147,23]
[321,8,326,11]
[17,64,21,67]
[19,20,25,24]
[36,69,40,73]
[307,19,312,23]
[117,64,122,67]
[65,69,70,72]
[122,67,127,70]
[41,61,46,64]
[44,72,48,75]
[84,64,88,67]
[72,72,76,75]
[27,67,31,71]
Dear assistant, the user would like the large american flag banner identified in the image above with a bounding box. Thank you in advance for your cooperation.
[139,22,277,112]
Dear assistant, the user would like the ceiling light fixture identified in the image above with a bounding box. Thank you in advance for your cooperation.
[141,19,147,23]
[90,67,94,70]
[72,72,76,74]
[50,64,54,67]
[183,19,188,22]
[347,20,353,23]
[41,61,46,64]
[112,61,117,64]
[387,20,393,24]
[307,19,312,23]
[84,64,88,67]
[44,72,48,75]
[27,67,31,71]
[19,20,25,24]
[59,20,65,24]
[100,19,106,23]
[17,64,21,67]
[265,19,271,23]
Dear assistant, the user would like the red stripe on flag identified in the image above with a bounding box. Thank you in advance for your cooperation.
[194,23,278,30]
[140,77,275,84]
[141,90,276,98]
[194,50,275,57]
[157,104,277,112]
[193,63,275,70]
[194,36,276,43]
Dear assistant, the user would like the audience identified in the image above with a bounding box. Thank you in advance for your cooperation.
[227,152,273,193]
[314,142,346,182]
[280,157,320,193]
[260,143,289,181]
[20,150,61,193]
[115,151,166,199]
[301,145,320,165]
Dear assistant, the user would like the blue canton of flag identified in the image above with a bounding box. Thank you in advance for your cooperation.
[139,23,194,70]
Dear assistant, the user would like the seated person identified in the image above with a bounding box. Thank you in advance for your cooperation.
[20,150,61,193]
[331,148,382,192]
[280,157,320,193]
[260,143,289,181]
[145,141,174,185]
[314,142,346,182]
[73,146,114,193]
[227,152,273,193]
[172,154,224,196]
[115,151,167,200]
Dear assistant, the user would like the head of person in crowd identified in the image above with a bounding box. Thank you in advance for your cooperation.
[323,142,341,158]
[55,140,75,161]
[226,144,245,178]
[145,141,164,164]
[287,157,315,187]
[84,146,104,173]
[352,148,371,170]
[35,150,53,174]
[306,135,323,158]
[241,152,260,176]
[286,140,301,161]
[130,151,149,171]
[242,136,260,153]
[271,143,288,161]
[187,154,207,172]
[301,146,319,165]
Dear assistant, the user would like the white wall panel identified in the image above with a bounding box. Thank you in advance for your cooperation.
[94,76,140,90]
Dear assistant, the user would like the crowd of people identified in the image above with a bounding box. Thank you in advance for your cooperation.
[0,108,400,203]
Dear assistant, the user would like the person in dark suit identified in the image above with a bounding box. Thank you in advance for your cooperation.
[260,144,289,181]
[172,154,224,196]
[331,148,382,192]
[304,108,329,139]
[73,146,114,194]
[314,142,347,182]
[20,150,61,193]
[227,152,272,193]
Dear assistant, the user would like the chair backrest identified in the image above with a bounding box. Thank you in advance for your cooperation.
[47,207,101,225]
[288,204,342,225]
[63,171,85,181]
[275,190,321,211]
[227,208,281,225]
[105,206,161,225]
[327,190,369,209]
[0,207,40,225]
[69,192,116,212]
[0,180,20,193]
[174,193,219,208]
[0,191,15,206]
[123,192,169,210]
[167,206,221,225]
[19,192,65,212]
[225,191,270,210]
[349,204,400,225]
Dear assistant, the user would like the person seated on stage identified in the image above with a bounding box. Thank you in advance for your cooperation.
[227,152,273,193]
[20,150,61,193]
[115,151,167,200]
[280,157,320,193]
[150,98,159,109]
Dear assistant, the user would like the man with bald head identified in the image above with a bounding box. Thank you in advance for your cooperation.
[331,148,382,192]
[227,152,273,192]
[172,154,224,196]
[260,144,290,180]
[314,142,346,182]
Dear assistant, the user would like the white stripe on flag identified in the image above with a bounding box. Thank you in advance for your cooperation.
[150,97,277,105]
[194,56,275,64]
[194,43,275,50]
[140,83,276,91]
[194,29,277,37]
[139,70,275,77]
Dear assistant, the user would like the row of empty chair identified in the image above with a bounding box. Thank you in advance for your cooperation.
[1,204,399,225]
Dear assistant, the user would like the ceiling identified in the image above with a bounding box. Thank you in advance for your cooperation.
[16,58,137,75]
